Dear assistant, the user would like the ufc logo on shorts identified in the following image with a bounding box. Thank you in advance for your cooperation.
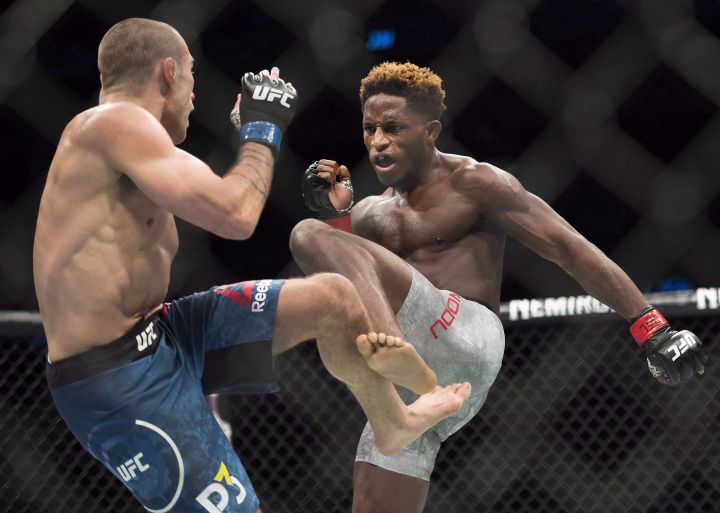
[116,452,150,482]
[136,322,158,352]
[252,86,293,108]
[667,333,698,361]
[430,293,462,340]
[196,461,247,513]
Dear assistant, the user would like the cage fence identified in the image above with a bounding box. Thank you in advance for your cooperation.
[0,288,717,513]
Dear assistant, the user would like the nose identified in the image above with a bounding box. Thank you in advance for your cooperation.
[371,128,389,150]
[191,92,196,102]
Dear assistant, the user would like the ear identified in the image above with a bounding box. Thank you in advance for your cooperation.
[161,57,178,87]
[426,120,442,143]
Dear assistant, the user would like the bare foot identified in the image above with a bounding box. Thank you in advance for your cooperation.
[374,382,472,456]
[356,332,437,394]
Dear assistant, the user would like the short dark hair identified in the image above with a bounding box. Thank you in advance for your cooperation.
[98,18,185,93]
[359,62,447,119]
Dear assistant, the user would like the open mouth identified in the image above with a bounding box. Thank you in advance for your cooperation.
[374,154,396,170]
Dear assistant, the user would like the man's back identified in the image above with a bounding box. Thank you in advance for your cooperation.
[34,104,178,360]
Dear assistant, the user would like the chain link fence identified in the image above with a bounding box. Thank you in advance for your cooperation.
[1,290,717,512]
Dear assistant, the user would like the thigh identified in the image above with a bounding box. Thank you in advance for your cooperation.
[292,219,414,312]
[335,228,414,312]
[269,273,364,355]
[352,462,429,513]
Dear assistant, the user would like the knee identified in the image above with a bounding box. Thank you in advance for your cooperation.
[310,272,358,306]
[308,273,364,322]
[289,218,330,257]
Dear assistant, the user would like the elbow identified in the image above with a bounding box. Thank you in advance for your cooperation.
[215,206,259,240]
[223,214,257,240]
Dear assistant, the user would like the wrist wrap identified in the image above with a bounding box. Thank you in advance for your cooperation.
[239,121,282,155]
[322,214,352,232]
[629,306,669,345]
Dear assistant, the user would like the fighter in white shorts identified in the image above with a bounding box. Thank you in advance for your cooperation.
[290,61,706,512]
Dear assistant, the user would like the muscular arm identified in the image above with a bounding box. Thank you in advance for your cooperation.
[471,163,648,320]
[100,103,273,240]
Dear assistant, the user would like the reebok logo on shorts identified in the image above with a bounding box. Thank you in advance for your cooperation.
[251,280,272,312]
[213,280,273,313]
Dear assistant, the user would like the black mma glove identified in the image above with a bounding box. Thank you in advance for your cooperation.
[630,306,708,386]
[302,161,354,219]
[237,71,297,155]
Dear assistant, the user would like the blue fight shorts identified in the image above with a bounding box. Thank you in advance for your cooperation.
[47,279,285,513]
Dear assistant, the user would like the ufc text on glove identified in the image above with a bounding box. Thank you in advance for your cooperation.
[238,72,297,155]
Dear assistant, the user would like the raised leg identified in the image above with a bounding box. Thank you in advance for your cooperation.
[271,273,470,455]
[290,218,414,336]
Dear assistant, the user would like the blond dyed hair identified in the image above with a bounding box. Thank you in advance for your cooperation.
[359,62,447,119]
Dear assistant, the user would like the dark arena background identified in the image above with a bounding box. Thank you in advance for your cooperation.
[1,1,719,512]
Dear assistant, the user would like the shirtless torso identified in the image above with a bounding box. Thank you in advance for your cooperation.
[352,153,505,310]
[34,105,177,360]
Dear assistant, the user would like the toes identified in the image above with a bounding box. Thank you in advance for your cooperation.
[359,332,408,351]
[370,333,406,348]
[455,382,472,399]
[356,334,373,357]
[447,382,472,396]
[384,335,405,347]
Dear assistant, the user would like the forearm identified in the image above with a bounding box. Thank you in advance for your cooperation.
[220,142,274,238]
[561,242,647,320]
[215,66,295,238]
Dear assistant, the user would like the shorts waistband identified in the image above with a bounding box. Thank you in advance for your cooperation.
[46,313,162,389]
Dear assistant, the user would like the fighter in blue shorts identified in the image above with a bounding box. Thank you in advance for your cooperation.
[34,20,471,513]
[48,280,286,512]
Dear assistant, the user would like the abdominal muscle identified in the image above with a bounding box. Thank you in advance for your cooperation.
[34,162,177,362]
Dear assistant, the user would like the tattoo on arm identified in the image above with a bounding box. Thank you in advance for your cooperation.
[240,147,272,167]
[243,163,269,194]
[233,146,273,200]
[236,173,269,199]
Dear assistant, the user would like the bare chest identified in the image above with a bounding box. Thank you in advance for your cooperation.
[118,179,179,254]
[360,193,479,257]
